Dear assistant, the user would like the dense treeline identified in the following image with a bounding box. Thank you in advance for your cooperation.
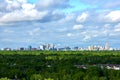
[0,50,120,80]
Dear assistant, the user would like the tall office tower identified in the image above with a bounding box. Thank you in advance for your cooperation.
[46,44,50,50]
[28,45,32,50]
[104,43,109,50]
[88,46,91,50]
[52,44,55,49]
[88,45,94,50]
[39,44,46,50]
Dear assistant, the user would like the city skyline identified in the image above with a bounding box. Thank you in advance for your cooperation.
[1,42,120,51]
[0,0,120,49]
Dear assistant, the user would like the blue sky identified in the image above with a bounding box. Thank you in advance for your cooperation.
[28,0,38,3]
[0,0,120,49]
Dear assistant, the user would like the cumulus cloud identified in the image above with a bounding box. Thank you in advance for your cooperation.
[73,24,83,30]
[0,10,48,23]
[1,0,120,48]
[36,0,71,10]
[58,13,75,23]
[67,33,74,37]
[0,0,44,23]
[105,10,120,22]
[0,0,68,24]
[1,0,27,11]
[6,0,20,11]
[22,3,35,10]
[33,11,65,23]
[76,12,88,23]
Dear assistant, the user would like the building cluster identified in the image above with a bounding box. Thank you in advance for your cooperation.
[0,44,57,51]
[87,43,113,51]
[39,44,56,50]
[0,43,119,51]
[103,64,120,70]
[74,64,120,70]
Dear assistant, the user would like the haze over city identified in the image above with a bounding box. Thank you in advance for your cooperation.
[0,0,120,49]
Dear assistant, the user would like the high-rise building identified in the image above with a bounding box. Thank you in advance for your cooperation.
[64,46,71,51]
[46,44,50,50]
[88,45,94,50]
[104,43,109,50]
[73,47,79,50]
[88,45,100,51]
[28,45,32,50]
[39,44,46,50]
[18,47,24,51]
[52,44,55,49]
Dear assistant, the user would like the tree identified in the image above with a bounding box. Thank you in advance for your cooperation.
[30,74,42,80]
[0,77,10,80]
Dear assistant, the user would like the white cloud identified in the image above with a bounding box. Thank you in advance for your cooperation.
[92,34,98,37]
[6,0,27,4]
[17,0,27,3]
[6,0,15,3]
[28,28,41,36]
[67,33,74,37]
[83,35,91,41]
[76,12,88,23]
[0,0,70,24]
[3,29,14,33]
[0,22,14,26]
[6,1,20,11]
[22,3,35,10]
[58,13,75,23]
[73,24,83,30]
[0,0,49,23]
[0,9,48,23]
[104,24,111,28]
[80,31,87,34]
[105,10,120,22]
[65,14,75,21]
[1,38,13,42]
[5,0,27,11]
[36,0,70,10]
[109,32,120,36]
[58,28,67,32]
[109,24,120,36]
[109,29,120,37]
[114,23,120,31]
[37,0,54,8]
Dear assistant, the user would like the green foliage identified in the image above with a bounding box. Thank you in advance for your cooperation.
[30,74,42,80]
[44,78,54,80]
[0,77,10,80]
[0,50,120,80]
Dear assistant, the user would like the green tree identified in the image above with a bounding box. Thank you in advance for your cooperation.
[0,77,10,80]
[30,74,42,80]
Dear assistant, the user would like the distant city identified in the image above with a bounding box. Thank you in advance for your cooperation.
[0,43,120,51]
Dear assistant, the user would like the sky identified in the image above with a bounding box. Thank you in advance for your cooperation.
[0,0,120,49]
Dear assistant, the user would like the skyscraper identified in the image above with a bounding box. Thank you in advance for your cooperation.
[28,45,32,50]
[104,43,109,50]
[39,44,46,50]
[46,44,50,50]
